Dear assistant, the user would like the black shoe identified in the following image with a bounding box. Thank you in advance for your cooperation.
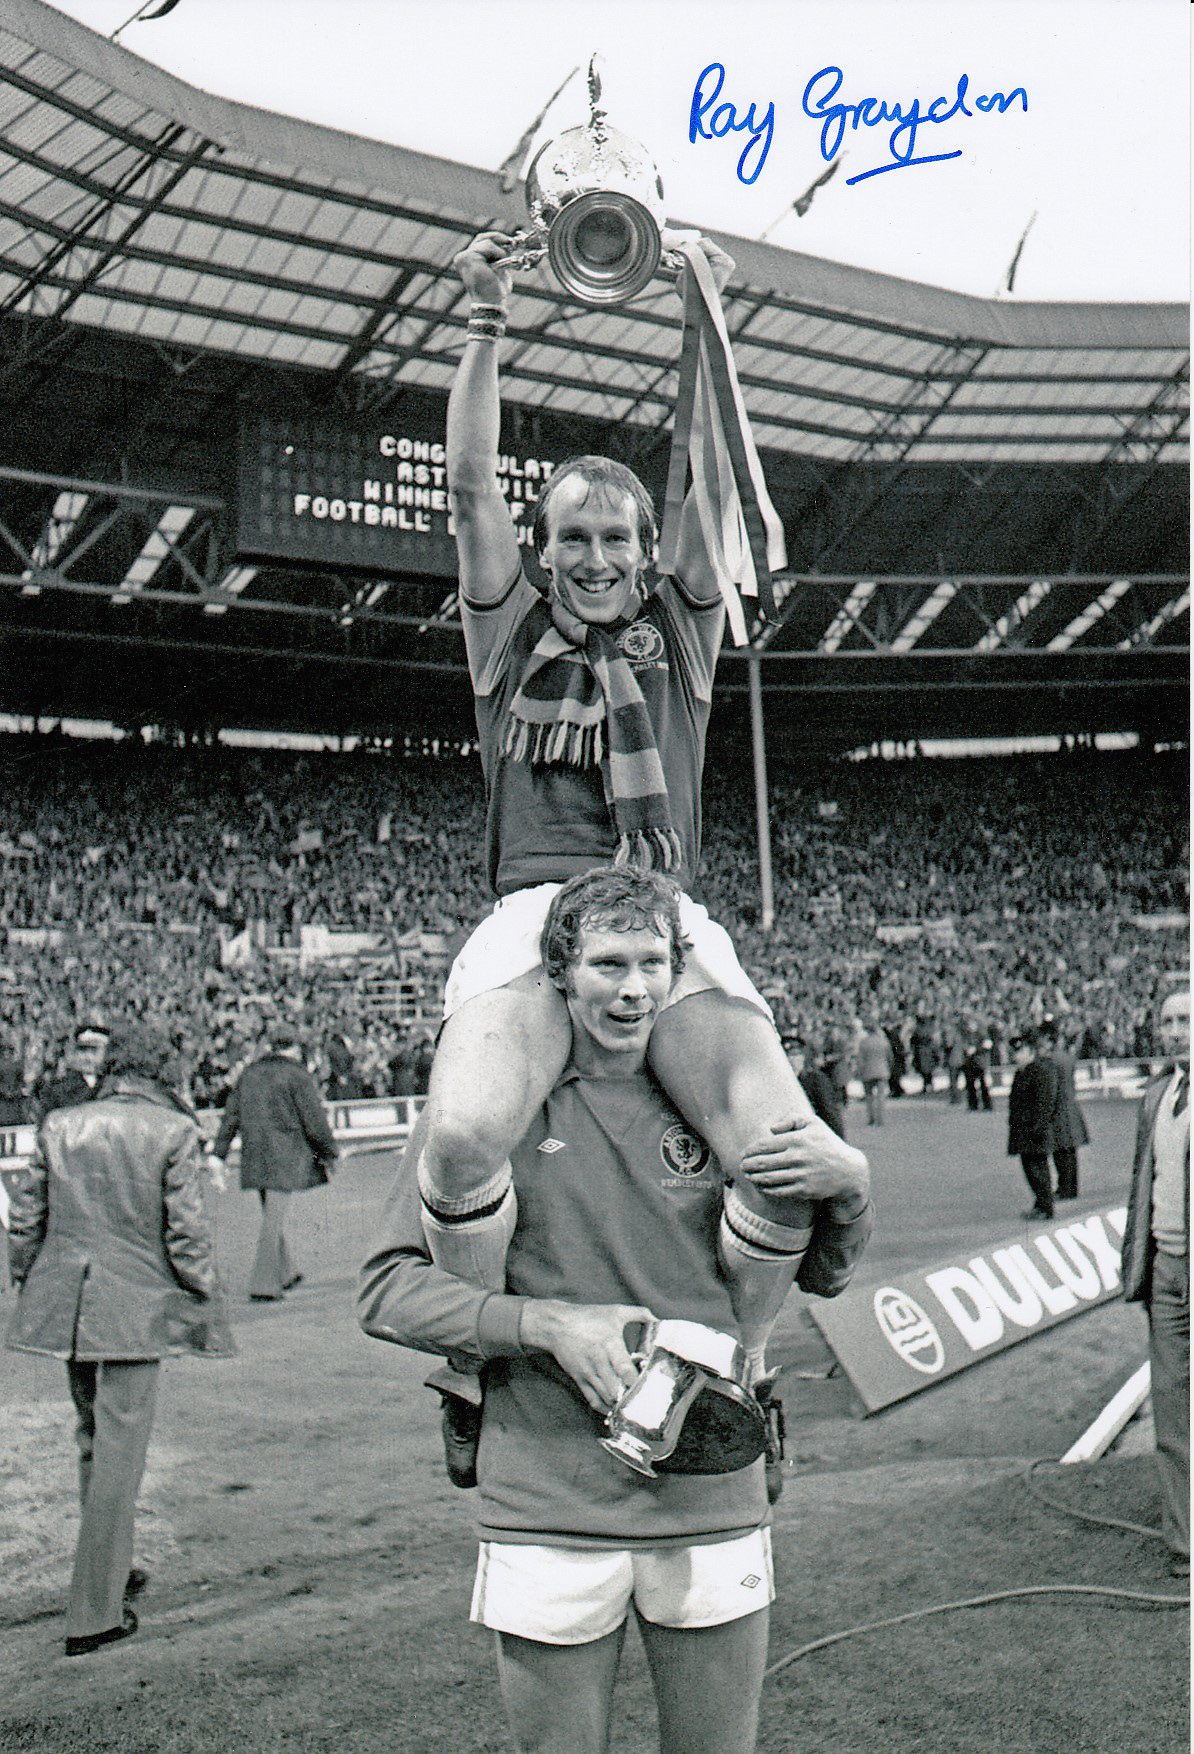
[249,1292,282,1302]
[1021,1208,1052,1222]
[438,1392,482,1489]
[1168,1555,1190,1579]
[124,1567,149,1599]
[65,1606,138,1657]
[282,1273,304,1291]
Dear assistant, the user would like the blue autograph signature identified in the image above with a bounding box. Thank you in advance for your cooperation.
[689,62,775,185]
[803,66,1027,183]
[687,62,1027,187]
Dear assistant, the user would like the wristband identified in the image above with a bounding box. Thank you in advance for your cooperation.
[467,302,507,342]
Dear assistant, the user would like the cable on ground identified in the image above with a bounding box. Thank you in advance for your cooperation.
[764,1454,1189,1679]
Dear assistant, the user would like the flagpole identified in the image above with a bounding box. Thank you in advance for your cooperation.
[748,655,775,934]
[999,210,1038,296]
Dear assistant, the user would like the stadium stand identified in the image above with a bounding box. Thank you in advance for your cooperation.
[0,732,1185,1116]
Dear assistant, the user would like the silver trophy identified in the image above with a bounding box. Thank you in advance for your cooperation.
[497,56,681,306]
[601,1318,767,1478]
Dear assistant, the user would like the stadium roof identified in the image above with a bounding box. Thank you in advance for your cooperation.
[0,0,1187,750]
[1,0,1186,467]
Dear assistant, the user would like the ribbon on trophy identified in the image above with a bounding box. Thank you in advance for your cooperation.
[656,239,786,646]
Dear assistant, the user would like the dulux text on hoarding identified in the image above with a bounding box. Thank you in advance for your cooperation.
[809,1205,1128,1413]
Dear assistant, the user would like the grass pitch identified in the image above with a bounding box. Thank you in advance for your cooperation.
[1,1096,1187,1752]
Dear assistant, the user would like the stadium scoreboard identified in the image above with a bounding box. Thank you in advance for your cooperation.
[237,413,558,576]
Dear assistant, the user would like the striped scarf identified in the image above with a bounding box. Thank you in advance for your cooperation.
[503,600,682,872]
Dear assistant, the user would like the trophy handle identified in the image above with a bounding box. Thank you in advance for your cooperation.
[491,231,548,275]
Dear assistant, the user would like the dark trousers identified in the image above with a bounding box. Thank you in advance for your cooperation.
[1053,1147,1079,1198]
[964,1066,992,1111]
[1149,1251,1190,1563]
[66,1359,159,1638]
[1019,1153,1054,1217]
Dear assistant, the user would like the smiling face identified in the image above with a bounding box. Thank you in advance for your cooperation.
[562,922,675,1076]
[539,475,648,627]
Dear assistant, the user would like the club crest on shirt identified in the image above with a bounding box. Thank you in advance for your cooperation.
[618,619,667,669]
[659,1123,710,1177]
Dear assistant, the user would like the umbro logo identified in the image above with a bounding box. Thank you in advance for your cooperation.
[537,1138,567,1154]
[740,1574,761,1589]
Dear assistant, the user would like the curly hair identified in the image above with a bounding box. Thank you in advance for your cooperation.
[101,1017,181,1089]
[540,867,689,988]
[531,455,657,559]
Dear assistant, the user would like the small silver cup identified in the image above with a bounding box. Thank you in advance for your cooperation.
[601,1319,746,1477]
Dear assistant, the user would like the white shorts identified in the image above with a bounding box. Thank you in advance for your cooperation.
[470,1526,774,1645]
[443,882,771,1021]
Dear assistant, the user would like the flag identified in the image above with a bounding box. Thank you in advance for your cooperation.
[792,156,843,217]
[758,158,844,240]
[1003,211,1037,293]
[111,0,183,38]
[497,66,581,193]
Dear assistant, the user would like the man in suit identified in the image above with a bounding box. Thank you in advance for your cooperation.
[961,1023,994,1114]
[1038,1016,1090,1199]
[7,1018,232,1655]
[1121,986,1189,1580]
[1006,1029,1062,1222]
[209,1024,338,1301]
[856,1017,893,1127]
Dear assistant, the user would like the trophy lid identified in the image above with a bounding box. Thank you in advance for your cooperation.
[524,56,666,235]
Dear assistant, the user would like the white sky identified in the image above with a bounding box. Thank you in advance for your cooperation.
[50,0,1190,301]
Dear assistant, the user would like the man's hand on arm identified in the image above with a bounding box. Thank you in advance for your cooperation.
[740,1117,871,1218]
[518,1299,655,1414]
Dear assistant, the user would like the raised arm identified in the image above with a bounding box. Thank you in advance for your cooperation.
[446,232,523,603]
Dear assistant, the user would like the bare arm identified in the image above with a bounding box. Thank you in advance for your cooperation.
[446,232,522,603]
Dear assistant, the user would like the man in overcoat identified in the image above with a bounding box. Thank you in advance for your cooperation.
[6,1018,232,1655]
[1120,986,1189,1578]
[1006,1029,1063,1221]
[1038,1016,1090,1199]
[209,1024,337,1300]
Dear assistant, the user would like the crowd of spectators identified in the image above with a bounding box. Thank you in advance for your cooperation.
[0,729,1186,1120]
